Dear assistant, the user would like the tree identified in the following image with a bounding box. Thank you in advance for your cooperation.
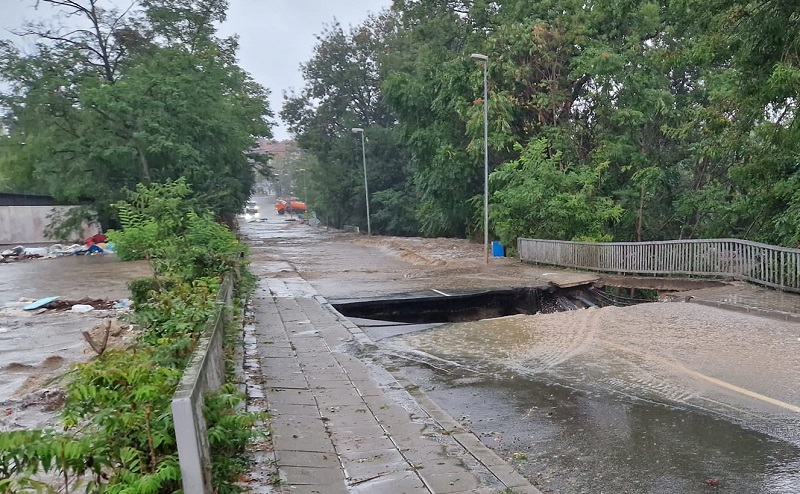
[489,138,622,245]
[282,14,414,233]
[0,0,272,230]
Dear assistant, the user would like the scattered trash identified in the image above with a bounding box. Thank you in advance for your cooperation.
[23,247,48,257]
[23,297,60,311]
[1,238,114,264]
[46,298,118,311]
[70,304,94,313]
[18,297,124,313]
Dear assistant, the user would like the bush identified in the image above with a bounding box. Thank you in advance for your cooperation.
[0,179,256,494]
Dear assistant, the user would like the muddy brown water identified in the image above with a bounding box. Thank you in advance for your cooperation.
[378,306,800,493]
[0,254,150,430]
[243,210,800,493]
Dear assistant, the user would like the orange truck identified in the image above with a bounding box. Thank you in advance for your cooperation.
[275,198,307,215]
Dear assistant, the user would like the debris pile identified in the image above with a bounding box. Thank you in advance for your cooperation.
[1,234,116,264]
[16,296,133,314]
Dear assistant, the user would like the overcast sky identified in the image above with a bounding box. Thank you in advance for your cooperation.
[0,0,391,140]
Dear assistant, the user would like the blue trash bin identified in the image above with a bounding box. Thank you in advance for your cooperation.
[491,241,505,257]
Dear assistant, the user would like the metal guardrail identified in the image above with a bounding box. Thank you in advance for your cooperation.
[170,274,234,494]
[518,238,800,293]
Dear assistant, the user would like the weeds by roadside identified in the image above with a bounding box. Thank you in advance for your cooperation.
[0,180,259,494]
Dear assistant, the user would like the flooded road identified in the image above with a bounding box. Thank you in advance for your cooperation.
[379,304,800,493]
[242,205,800,493]
[400,365,800,493]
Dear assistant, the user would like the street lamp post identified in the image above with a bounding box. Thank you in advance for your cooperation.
[297,168,307,203]
[351,127,371,235]
[470,53,489,263]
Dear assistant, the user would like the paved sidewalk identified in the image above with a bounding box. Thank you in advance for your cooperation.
[242,275,540,494]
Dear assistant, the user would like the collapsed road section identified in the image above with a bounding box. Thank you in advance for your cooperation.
[332,283,657,325]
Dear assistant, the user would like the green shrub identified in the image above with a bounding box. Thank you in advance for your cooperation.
[0,179,257,494]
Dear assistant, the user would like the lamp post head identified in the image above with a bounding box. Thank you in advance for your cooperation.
[351,127,364,133]
[470,53,488,62]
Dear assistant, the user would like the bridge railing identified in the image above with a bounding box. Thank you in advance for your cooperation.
[517,238,800,293]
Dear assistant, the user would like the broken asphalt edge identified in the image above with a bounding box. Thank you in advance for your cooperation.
[311,293,543,494]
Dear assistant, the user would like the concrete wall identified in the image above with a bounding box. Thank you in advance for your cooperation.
[0,206,99,244]
[171,275,234,494]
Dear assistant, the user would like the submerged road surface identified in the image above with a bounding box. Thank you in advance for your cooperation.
[242,203,800,493]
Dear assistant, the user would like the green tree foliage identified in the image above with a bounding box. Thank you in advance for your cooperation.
[490,138,622,244]
[281,15,417,235]
[108,178,245,281]
[0,0,272,229]
[288,0,800,247]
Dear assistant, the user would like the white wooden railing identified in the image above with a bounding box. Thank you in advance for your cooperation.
[517,238,800,293]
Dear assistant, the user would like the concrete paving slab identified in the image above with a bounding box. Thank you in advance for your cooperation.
[330,428,396,454]
[265,388,317,406]
[417,456,470,475]
[291,343,329,354]
[399,444,451,465]
[349,470,429,494]
[313,389,367,407]
[260,359,303,376]
[263,379,308,390]
[276,484,347,494]
[380,420,427,438]
[369,403,418,425]
[275,450,340,469]
[295,354,340,368]
[306,379,357,390]
[305,373,352,384]
[280,465,344,486]
[317,405,380,426]
[421,471,482,494]
[268,403,320,418]
[340,447,407,483]
[450,433,508,467]
[260,346,296,358]
[272,426,336,454]
[349,380,384,397]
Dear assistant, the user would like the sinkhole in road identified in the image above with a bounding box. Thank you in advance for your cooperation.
[332,284,657,324]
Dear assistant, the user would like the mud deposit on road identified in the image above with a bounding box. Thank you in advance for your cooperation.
[383,304,800,493]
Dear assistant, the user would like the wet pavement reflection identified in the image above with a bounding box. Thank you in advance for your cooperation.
[400,363,800,493]
[381,306,800,493]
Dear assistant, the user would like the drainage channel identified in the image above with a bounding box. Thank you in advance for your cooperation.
[332,283,656,325]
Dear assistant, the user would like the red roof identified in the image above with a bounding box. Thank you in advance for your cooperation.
[253,139,298,157]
